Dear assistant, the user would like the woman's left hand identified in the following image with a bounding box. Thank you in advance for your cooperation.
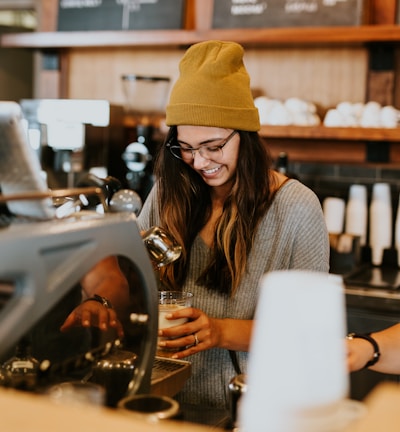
[157,307,228,359]
[60,300,124,339]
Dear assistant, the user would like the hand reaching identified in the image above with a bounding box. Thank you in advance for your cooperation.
[60,299,124,339]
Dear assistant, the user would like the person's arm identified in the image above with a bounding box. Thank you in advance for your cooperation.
[157,306,254,358]
[281,182,330,273]
[347,323,400,374]
[60,256,129,337]
[80,256,130,313]
[209,318,253,351]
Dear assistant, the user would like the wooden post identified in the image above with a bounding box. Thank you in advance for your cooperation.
[34,0,62,98]
[194,0,213,31]
[369,0,397,24]
[366,1,398,107]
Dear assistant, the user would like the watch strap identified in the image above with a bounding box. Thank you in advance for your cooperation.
[347,332,381,369]
[84,294,113,309]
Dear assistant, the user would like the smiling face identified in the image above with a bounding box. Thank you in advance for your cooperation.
[176,125,240,194]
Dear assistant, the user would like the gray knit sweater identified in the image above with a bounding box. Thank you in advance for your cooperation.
[137,179,329,409]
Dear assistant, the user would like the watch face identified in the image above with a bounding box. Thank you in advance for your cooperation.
[93,294,112,309]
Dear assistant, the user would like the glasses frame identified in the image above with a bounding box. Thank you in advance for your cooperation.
[167,130,238,161]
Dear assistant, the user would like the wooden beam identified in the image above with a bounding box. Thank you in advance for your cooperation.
[0,1,35,9]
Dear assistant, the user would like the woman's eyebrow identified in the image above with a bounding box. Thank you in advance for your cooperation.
[177,137,223,146]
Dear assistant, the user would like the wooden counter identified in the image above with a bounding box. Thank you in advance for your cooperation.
[0,383,400,432]
[0,387,219,432]
[1,382,400,431]
[344,383,400,432]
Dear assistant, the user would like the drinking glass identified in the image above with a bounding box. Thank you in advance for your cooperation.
[158,291,193,356]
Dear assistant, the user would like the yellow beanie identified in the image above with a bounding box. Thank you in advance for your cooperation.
[166,40,260,131]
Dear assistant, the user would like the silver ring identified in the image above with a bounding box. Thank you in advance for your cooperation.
[193,333,199,346]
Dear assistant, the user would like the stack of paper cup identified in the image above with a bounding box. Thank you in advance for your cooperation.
[344,184,368,246]
[323,197,346,234]
[369,183,392,266]
[239,270,348,432]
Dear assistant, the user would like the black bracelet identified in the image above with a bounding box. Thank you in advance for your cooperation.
[347,332,381,369]
[84,294,113,309]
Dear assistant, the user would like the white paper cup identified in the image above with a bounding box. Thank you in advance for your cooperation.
[345,184,367,245]
[323,197,346,234]
[239,270,348,432]
[369,183,392,265]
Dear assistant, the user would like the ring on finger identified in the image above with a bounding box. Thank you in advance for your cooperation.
[193,333,199,346]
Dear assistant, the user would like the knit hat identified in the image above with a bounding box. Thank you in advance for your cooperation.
[166,40,260,131]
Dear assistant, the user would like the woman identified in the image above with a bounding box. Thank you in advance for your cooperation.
[137,40,329,409]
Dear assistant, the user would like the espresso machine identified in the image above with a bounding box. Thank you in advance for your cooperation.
[120,74,170,201]
[0,211,158,394]
[0,100,190,408]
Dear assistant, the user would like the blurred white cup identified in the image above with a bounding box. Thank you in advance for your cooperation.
[323,109,344,127]
[345,184,368,246]
[380,105,399,128]
[46,381,106,408]
[239,270,348,432]
[323,197,346,234]
[369,183,392,266]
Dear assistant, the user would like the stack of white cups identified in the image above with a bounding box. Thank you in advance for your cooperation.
[369,183,392,266]
[344,185,368,246]
[239,270,350,432]
[324,183,396,267]
[322,197,345,235]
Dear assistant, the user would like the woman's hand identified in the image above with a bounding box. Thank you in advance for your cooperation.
[60,299,124,339]
[157,307,252,359]
[346,337,375,372]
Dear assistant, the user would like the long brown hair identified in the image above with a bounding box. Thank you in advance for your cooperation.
[154,127,274,296]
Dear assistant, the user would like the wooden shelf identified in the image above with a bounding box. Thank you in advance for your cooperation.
[259,125,400,142]
[259,125,400,165]
[3,25,400,48]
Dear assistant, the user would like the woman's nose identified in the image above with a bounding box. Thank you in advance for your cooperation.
[192,150,209,168]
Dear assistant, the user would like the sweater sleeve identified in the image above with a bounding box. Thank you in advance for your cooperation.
[285,182,330,272]
[136,184,160,231]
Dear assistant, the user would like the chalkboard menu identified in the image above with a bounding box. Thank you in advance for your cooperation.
[57,0,186,31]
[213,0,368,28]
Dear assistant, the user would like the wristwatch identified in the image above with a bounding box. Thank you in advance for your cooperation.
[84,294,113,309]
[347,332,381,369]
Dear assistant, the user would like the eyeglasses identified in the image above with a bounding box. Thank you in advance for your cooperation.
[167,130,238,162]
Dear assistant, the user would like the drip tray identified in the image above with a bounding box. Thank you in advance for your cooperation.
[345,265,400,290]
[150,356,191,398]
